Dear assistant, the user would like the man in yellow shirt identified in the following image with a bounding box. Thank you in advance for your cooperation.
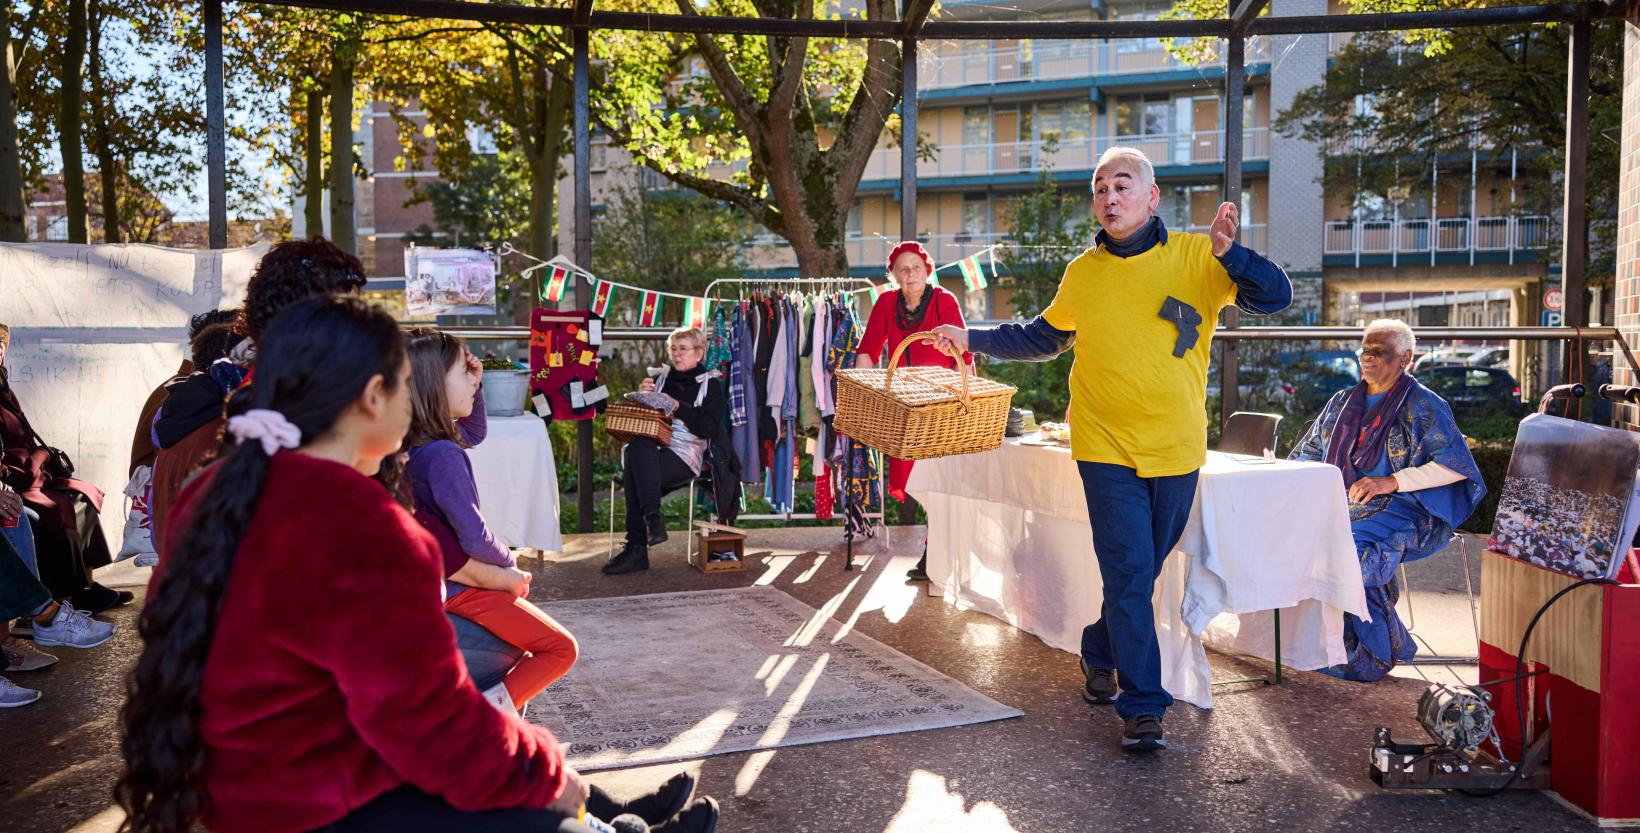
[934,147,1291,752]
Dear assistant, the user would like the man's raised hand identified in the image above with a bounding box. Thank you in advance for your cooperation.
[1210,201,1239,257]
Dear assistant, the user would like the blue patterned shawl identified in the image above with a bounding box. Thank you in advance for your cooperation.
[1291,377,1487,564]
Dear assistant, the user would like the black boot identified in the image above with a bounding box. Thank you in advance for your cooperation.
[650,797,718,833]
[603,543,650,575]
[585,772,696,826]
[906,545,929,581]
[645,511,670,546]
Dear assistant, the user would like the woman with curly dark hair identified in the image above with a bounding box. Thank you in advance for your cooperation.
[148,239,367,559]
[119,297,591,833]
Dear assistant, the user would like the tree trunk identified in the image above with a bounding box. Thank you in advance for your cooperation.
[59,0,87,243]
[0,5,26,242]
[86,0,118,243]
[328,40,357,253]
[304,78,325,239]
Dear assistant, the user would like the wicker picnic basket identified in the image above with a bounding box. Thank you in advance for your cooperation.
[604,402,674,445]
[834,332,1016,460]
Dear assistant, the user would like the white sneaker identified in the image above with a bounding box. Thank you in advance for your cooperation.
[0,676,41,708]
[2,637,58,671]
[33,603,117,649]
[481,681,518,714]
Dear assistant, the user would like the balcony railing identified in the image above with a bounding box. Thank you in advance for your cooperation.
[1323,215,1551,256]
[864,128,1270,180]
[741,226,1270,272]
[920,38,1273,90]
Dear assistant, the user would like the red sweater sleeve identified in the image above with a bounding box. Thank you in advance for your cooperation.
[276,497,567,811]
[857,294,895,365]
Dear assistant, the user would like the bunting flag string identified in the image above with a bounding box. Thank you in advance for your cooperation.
[684,297,708,329]
[508,243,995,327]
[590,280,616,317]
[638,290,662,327]
[541,264,571,302]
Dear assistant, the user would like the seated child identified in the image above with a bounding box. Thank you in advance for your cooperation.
[403,328,578,713]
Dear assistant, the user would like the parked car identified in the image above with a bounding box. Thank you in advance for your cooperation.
[1414,347,1483,373]
[1271,350,1361,413]
[1467,346,1511,369]
[1416,366,1525,418]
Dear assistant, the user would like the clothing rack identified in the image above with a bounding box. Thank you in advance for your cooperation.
[705,275,891,570]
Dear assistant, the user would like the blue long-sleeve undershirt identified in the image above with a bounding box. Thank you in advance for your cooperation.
[968,239,1292,362]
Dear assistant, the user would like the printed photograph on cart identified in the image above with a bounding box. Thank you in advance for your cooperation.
[404,248,498,317]
[1488,414,1640,581]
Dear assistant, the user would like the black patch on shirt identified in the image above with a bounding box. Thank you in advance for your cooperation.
[1158,296,1203,358]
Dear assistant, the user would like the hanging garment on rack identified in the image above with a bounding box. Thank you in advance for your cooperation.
[766,297,791,439]
[781,299,799,426]
[814,468,834,521]
[812,299,833,418]
[765,433,796,513]
[754,298,779,443]
[841,439,879,539]
[731,304,761,485]
[705,304,733,373]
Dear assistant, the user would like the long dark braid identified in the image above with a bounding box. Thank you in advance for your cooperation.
[115,296,406,833]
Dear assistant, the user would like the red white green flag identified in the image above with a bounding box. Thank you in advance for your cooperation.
[542,265,571,302]
[869,278,898,305]
[639,290,662,326]
[684,297,708,329]
[958,255,987,290]
[591,280,615,317]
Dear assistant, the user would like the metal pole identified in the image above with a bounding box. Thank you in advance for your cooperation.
[900,36,917,241]
[204,0,228,249]
[1561,19,1590,337]
[574,28,594,532]
[1219,34,1245,428]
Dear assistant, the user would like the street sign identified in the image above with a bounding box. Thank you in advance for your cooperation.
[1542,310,1563,327]
[1543,287,1564,312]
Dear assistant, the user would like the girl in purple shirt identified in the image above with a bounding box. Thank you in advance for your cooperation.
[404,329,578,714]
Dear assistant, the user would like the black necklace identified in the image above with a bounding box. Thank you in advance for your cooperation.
[896,287,932,332]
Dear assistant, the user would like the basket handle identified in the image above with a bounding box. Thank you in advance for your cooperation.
[883,331,972,413]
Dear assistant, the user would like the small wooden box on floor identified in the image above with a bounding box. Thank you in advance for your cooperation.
[689,522,747,574]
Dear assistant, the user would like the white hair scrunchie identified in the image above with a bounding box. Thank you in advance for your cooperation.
[226,409,302,456]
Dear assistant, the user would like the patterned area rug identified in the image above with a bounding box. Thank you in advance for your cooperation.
[527,586,1022,771]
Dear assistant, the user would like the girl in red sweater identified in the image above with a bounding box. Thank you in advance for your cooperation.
[117,297,712,833]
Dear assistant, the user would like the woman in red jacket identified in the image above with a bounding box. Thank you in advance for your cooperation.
[117,296,711,833]
[855,241,972,581]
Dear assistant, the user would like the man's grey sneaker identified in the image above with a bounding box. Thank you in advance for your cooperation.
[1122,713,1166,752]
[2,637,58,671]
[33,603,117,649]
[1080,657,1117,704]
[0,676,42,708]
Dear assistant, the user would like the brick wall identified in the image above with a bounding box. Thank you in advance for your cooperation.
[1616,17,1640,429]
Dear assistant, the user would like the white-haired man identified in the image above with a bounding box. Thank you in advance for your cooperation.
[934,147,1292,751]
[1288,319,1484,681]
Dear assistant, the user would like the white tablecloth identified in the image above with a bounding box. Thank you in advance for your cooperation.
[465,414,563,554]
[907,441,1368,708]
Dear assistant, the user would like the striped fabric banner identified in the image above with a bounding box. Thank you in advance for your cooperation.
[639,290,662,327]
[591,280,615,317]
[542,265,571,302]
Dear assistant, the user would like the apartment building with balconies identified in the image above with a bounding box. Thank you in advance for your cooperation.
[558,0,1565,334]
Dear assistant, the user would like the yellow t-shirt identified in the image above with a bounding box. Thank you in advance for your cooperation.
[1041,231,1237,477]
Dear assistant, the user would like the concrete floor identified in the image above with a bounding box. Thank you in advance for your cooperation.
[0,528,1601,832]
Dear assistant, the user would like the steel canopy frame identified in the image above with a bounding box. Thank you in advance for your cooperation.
[203,0,1621,530]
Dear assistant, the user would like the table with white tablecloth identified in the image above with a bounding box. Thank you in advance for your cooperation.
[465,414,563,554]
[906,441,1369,708]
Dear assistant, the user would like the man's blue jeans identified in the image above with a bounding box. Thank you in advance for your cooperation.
[1077,461,1199,720]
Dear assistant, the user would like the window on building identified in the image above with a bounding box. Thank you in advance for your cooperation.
[963,107,990,145]
[847,202,863,237]
[45,215,68,241]
[1112,0,1171,52]
[1031,100,1092,144]
[1115,96,1171,137]
[961,194,990,236]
